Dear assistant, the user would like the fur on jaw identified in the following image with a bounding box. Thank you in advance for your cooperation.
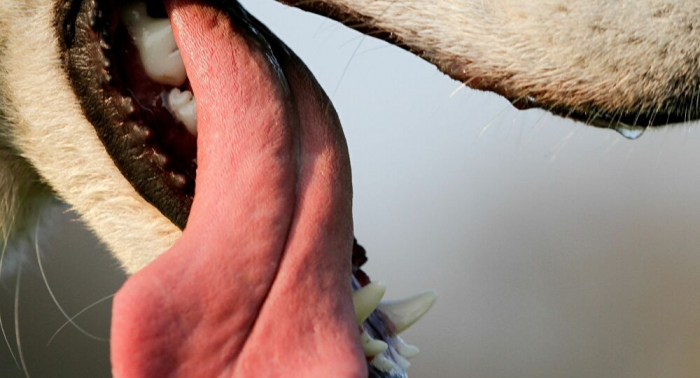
[0,0,181,274]
[286,0,700,126]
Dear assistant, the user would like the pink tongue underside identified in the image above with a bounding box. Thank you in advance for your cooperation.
[110,2,366,377]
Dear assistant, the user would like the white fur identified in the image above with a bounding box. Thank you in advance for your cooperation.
[288,0,700,118]
[0,1,180,274]
[0,0,697,274]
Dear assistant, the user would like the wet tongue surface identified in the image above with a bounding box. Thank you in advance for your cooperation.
[111,1,366,377]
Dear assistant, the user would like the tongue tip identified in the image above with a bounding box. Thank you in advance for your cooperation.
[111,268,176,378]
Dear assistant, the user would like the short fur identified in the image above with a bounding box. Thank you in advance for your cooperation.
[0,1,180,273]
[0,0,698,274]
[288,0,700,123]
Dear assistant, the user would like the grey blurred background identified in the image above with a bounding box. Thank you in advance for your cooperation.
[3,1,700,377]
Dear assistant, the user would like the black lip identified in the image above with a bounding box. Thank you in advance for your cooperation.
[56,0,194,228]
[55,0,281,230]
[55,0,299,230]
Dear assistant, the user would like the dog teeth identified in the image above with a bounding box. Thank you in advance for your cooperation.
[395,336,420,359]
[371,354,397,373]
[378,290,437,334]
[394,354,411,370]
[123,2,187,87]
[360,331,389,357]
[167,89,197,136]
[353,282,386,324]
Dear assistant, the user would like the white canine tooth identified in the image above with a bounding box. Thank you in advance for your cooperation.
[378,290,437,334]
[168,88,193,109]
[176,100,197,136]
[360,332,388,357]
[395,354,411,370]
[371,354,396,373]
[168,89,197,136]
[123,2,187,87]
[395,336,420,359]
[353,282,386,324]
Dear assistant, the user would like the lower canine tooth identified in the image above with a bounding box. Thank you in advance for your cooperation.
[353,282,386,324]
[175,100,197,136]
[395,354,411,370]
[167,89,198,136]
[360,332,388,357]
[378,290,437,334]
[371,354,396,373]
[168,88,193,109]
[395,336,420,359]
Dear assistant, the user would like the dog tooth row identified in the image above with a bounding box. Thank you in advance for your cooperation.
[352,282,436,372]
[168,89,197,136]
[353,282,386,324]
[373,352,411,373]
[122,2,187,87]
[361,331,388,357]
[395,336,420,359]
[377,290,437,334]
[352,283,437,333]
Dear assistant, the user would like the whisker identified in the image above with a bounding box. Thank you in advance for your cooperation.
[312,19,327,38]
[547,129,576,162]
[449,82,467,98]
[47,294,114,346]
[602,136,621,156]
[518,110,548,151]
[338,34,363,48]
[472,104,511,145]
[356,43,391,56]
[1,205,20,367]
[0,312,19,368]
[15,264,30,378]
[332,35,365,96]
[34,218,106,342]
[1,196,20,282]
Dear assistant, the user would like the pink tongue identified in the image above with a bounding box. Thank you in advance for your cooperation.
[110,2,365,377]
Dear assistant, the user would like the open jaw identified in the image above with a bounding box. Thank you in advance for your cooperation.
[56,0,435,377]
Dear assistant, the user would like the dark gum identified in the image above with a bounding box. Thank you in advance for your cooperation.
[111,2,198,190]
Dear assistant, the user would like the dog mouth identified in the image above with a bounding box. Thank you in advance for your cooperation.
[57,0,434,376]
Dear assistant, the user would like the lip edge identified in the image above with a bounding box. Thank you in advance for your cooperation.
[57,0,198,229]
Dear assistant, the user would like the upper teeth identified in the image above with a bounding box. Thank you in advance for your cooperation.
[352,282,386,324]
[360,331,388,357]
[395,336,420,359]
[352,283,434,373]
[122,2,187,87]
[168,89,197,135]
[378,290,437,334]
